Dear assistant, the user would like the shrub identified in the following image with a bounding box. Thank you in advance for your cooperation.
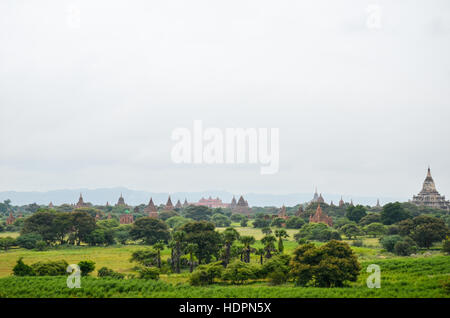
[189,261,223,286]
[363,223,386,237]
[240,218,248,227]
[222,260,258,284]
[35,241,47,251]
[352,240,364,247]
[380,235,402,253]
[295,223,338,242]
[211,213,231,227]
[285,217,305,229]
[78,260,96,276]
[97,267,125,279]
[16,233,43,249]
[31,260,68,276]
[137,267,160,280]
[267,269,288,285]
[12,258,35,276]
[394,237,417,256]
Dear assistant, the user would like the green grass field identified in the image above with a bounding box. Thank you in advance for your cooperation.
[0,228,449,298]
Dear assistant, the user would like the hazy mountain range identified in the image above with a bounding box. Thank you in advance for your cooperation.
[0,188,405,207]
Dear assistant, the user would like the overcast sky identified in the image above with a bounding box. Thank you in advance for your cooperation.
[1,0,449,200]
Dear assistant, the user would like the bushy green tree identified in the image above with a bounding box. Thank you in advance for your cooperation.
[31,260,68,276]
[137,267,160,280]
[398,215,449,248]
[363,223,386,237]
[380,202,410,225]
[222,260,258,284]
[78,260,96,276]
[295,223,340,242]
[184,206,212,221]
[346,205,367,223]
[130,217,170,245]
[211,213,231,227]
[0,237,16,251]
[285,217,305,229]
[394,237,417,256]
[179,221,222,264]
[97,267,125,279]
[380,235,402,253]
[340,224,361,240]
[290,240,360,287]
[16,233,43,249]
[12,258,35,276]
[189,261,223,286]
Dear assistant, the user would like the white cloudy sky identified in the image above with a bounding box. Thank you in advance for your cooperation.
[0,0,449,199]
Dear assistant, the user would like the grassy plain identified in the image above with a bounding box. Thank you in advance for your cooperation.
[0,227,449,298]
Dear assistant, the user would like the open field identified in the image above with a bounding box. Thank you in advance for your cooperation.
[0,228,449,298]
[0,256,449,298]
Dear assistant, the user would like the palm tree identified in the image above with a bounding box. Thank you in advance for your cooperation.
[240,236,256,263]
[262,227,272,235]
[255,248,265,265]
[222,227,240,266]
[274,229,289,253]
[172,231,186,273]
[153,241,165,268]
[261,235,277,259]
[185,243,198,272]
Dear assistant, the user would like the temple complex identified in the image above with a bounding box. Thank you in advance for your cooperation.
[230,196,237,209]
[119,210,134,224]
[339,196,345,207]
[48,202,54,209]
[194,196,229,208]
[311,188,319,203]
[296,205,305,217]
[375,199,381,208]
[232,195,250,216]
[277,205,289,220]
[411,167,450,210]
[175,200,182,209]
[6,212,15,225]
[309,204,333,226]
[75,193,88,208]
[144,198,158,218]
[165,196,174,210]
[116,193,126,207]
[183,199,189,208]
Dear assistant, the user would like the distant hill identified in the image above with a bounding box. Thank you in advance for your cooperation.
[0,187,404,207]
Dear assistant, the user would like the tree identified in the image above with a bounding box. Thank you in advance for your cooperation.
[130,249,159,267]
[252,216,271,228]
[114,226,131,244]
[138,267,160,280]
[443,237,450,255]
[0,237,16,251]
[230,214,244,222]
[340,224,361,240]
[184,205,213,221]
[271,217,285,228]
[185,243,198,272]
[13,258,35,276]
[262,254,290,285]
[21,211,57,243]
[346,205,367,223]
[380,202,410,225]
[239,236,256,263]
[53,213,72,244]
[290,240,360,287]
[211,213,231,227]
[70,211,97,245]
[189,261,223,286]
[16,233,43,249]
[171,232,185,273]
[159,210,178,221]
[179,221,222,264]
[130,217,171,245]
[261,235,277,259]
[274,229,289,252]
[294,223,340,242]
[363,223,386,237]
[166,216,192,230]
[240,218,248,227]
[261,227,272,235]
[398,215,449,248]
[255,248,265,265]
[78,260,96,276]
[359,213,381,226]
[394,237,417,256]
[222,260,258,284]
[286,217,305,229]
[221,227,240,266]
[380,235,402,253]
[153,241,165,269]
